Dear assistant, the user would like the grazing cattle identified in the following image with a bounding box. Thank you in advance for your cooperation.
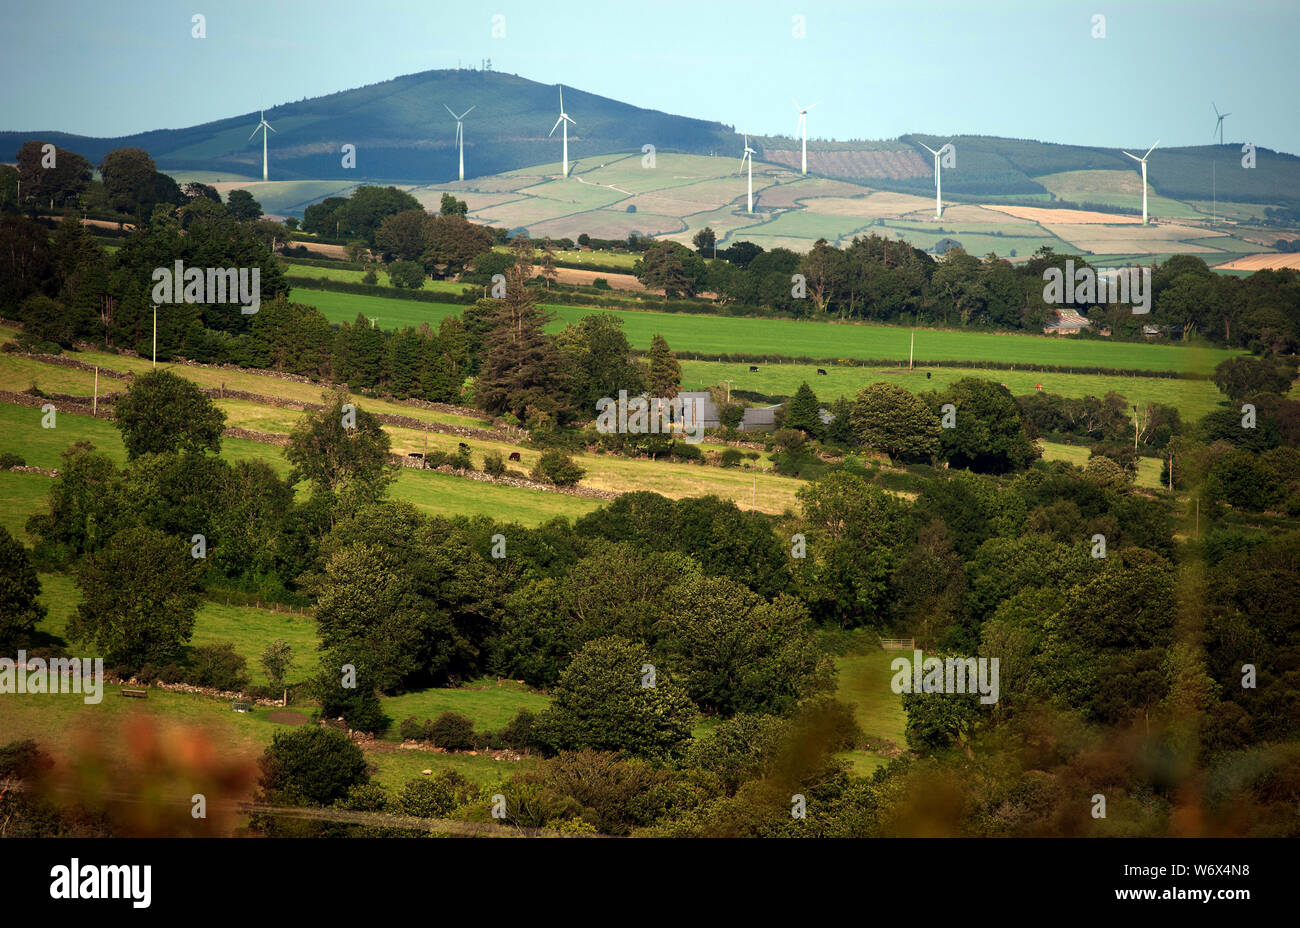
[408,452,424,459]
[458,442,470,453]
[508,452,521,462]
[926,372,931,379]
[749,365,759,372]
[816,368,828,376]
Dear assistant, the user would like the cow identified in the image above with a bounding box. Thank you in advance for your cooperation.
[508,452,521,462]
[749,365,759,373]
[926,372,931,379]
[458,442,470,453]
[816,368,828,376]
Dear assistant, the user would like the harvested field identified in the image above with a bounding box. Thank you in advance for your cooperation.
[761,148,930,180]
[983,204,1144,224]
[1214,252,1300,271]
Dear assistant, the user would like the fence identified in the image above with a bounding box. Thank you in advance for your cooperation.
[879,638,916,650]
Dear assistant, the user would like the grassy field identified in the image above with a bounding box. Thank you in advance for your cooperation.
[35,572,321,686]
[681,360,1228,422]
[380,678,550,738]
[1038,440,1163,489]
[290,286,1239,373]
[833,647,908,776]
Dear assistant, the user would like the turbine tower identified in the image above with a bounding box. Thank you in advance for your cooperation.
[1121,139,1159,226]
[248,111,275,182]
[793,100,820,175]
[444,104,476,181]
[741,135,756,213]
[549,86,576,177]
[918,141,951,220]
[1212,102,1231,145]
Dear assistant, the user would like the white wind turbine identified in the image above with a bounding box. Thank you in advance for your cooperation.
[741,135,756,213]
[248,111,275,182]
[1213,103,1231,145]
[918,140,951,219]
[549,86,576,177]
[793,100,820,175]
[444,104,476,181]
[1121,139,1159,225]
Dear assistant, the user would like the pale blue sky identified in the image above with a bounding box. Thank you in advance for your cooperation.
[3,0,1297,153]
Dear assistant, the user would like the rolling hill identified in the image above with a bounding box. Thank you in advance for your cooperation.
[6,67,1300,212]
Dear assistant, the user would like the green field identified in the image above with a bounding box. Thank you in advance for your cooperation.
[290,286,1239,374]
[681,360,1228,422]
[833,647,908,776]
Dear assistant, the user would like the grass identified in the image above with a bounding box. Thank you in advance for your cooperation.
[35,573,321,686]
[832,647,908,776]
[681,360,1229,422]
[291,286,1240,374]
[0,471,53,542]
[379,678,550,738]
[1038,440,1164,490]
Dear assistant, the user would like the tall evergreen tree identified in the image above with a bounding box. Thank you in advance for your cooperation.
[646,333,681,398]
[783,381,824,437]
[474,266,572,422]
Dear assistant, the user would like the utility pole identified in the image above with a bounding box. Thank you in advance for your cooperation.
[1133,405,1139,453]
[752,473,756,511]
[422,420,429,468]
[152,305,157,369]
[92,366,98,416]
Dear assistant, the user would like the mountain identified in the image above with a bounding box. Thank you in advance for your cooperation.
[4,67,1298,209]
[0,69,737,184]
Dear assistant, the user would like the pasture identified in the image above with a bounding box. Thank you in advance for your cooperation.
[289,285,1240,373]
[680,360,1228,422]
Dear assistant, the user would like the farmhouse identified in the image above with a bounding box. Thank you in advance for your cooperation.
[1042,308,1092,336]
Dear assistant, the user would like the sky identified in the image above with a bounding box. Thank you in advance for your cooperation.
[3,0,1298,154]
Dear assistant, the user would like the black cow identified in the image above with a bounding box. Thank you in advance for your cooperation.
[508,452,521,462]
[816,368,828,376]
[458,442,470,453]
[749,365,759,372]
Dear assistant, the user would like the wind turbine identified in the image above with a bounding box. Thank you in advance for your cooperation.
[548,86,576,177]
[444,104,475,181]
[1212,102,1231,145]
[918,140,951,220]
[793,100,820,175]
[248,111,275,182]
[741,135,755,213]
[1121,139,1159,225]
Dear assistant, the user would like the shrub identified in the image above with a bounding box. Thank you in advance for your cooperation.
[530,449,586,486]
[0,452,25,470]
[387,260,426,290]
[399,717,432,742]
[187,642,251,692]
[482,450,506,476]
[428,711,475,750]
[592,277,612,290]
[361,269,378,285]
[671,441,702,461]
[259,726,368,807]
[720,448,742,468]
[500,708,541,752]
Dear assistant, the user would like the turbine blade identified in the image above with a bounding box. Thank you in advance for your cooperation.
[1144,139,1160,158]
[462,105,475,118]
[444,103,458,119]
[919,143,938,156]
[1122,151,1140,162]
[806,101,820,110]
[549,116,563,137]
[265,122,275,133]
[248,126,260,141]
